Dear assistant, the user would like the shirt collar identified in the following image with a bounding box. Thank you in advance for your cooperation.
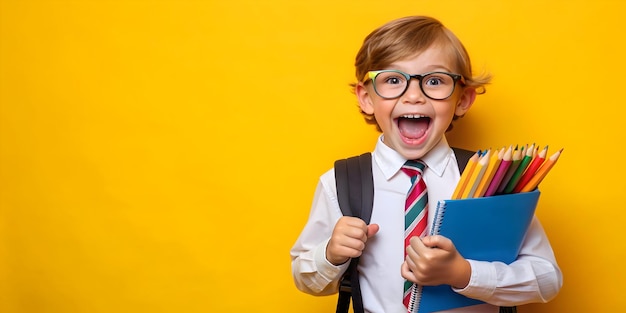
[373,135,453,180]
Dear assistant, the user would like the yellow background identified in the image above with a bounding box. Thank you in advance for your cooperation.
[1,0,625,312]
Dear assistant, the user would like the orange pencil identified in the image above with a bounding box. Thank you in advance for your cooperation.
[473,147,504,198]
[513,145,548,193]
[461,150,490,199]
[451,151,480,199]
[520,148,563,192]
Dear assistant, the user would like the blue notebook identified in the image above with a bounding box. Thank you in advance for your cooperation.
[414,190,541,313]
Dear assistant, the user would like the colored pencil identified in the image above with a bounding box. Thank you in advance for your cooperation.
[496,145,524,194]
[520,148,563,192]
[451,151,480,199]
[461,150,490,199]
[513,145,548,193]
[473,147,504,198]
[484,145,513,197]
[503,143,535,194]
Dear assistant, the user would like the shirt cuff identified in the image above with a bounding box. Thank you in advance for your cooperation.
[314,238,350,282]
[453,260,497,299]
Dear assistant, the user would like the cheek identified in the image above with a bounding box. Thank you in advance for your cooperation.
[371,100,396,127]
[441,93,465,118]
[435,102,457,121]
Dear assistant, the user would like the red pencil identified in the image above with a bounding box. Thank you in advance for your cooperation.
[520,149,563,192]
[514,145,548,193]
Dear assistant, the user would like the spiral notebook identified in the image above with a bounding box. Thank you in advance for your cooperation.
[414,190,541,313]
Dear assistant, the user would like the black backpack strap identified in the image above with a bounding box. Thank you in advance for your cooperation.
[334,153,373,313]
[334,152,374,223]
[451,147,475,172]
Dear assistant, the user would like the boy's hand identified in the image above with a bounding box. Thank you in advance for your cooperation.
[326,216,379,266]
[400,235,470,289]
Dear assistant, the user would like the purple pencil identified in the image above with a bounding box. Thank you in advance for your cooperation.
[496,145,524,194]
[485,146,513,197]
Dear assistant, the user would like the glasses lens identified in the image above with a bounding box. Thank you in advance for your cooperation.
[421,73,456,100]
[373,71,408,99]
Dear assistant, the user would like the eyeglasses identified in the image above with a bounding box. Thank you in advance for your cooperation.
[364,70,465,100]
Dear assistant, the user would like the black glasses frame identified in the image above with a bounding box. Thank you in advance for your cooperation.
[365,70,465,100]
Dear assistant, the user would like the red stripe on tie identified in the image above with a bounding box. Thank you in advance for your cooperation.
[401,160,428,313]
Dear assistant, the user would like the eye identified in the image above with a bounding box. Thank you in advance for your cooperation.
[423,73,454,87]
[383,75,405,85]
[374,71,408,86]
[424,76,445,86]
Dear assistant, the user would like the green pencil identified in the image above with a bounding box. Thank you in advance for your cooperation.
[503,143,535,194]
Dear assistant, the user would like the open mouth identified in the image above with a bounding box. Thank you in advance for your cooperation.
[397,114,431,140]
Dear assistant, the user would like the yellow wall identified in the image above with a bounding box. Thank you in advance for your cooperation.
[1,0,624,312]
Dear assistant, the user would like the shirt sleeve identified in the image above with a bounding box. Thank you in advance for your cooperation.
[290,172,350,296]
[453,217,563,306]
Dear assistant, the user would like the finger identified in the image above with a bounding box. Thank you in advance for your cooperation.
[336,245,365,258]
[404,252,417,269]
[409,236,427,251]
[338,236,367,252]
[407,236,435,264]
[330,239,365,260]
[335,224,368,242]
[422,235,453,251]
[406,237,426,263]
[341,217,369,239]
[401,261,417,282]
[366,224,380,238]
[343,216,368,228]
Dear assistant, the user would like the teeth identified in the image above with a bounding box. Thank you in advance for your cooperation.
[401,114,426,119]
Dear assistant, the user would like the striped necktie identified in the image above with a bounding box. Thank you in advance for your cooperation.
[401,160,428,312]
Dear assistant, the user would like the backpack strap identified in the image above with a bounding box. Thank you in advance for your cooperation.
[334,152,373,313]
[334,152,374,223]
[451,147,475,173]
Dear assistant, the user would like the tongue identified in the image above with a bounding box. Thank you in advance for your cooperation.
[398,118,429,139]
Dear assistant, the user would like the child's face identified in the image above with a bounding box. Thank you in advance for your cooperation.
[356,45,476,160]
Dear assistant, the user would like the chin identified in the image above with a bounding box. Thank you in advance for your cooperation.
[398,145,429,160]
[397,137,433,160]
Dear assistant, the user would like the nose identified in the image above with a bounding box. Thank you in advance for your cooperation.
[402,78,426,104]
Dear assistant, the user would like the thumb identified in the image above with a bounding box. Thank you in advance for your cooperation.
[367,224,380,238]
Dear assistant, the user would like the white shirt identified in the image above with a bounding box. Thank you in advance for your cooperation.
[291,135,562,313]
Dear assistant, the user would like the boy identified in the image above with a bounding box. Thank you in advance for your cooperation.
[290,16,562,313]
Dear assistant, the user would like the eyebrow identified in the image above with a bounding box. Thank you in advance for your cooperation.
[386,64,455,74]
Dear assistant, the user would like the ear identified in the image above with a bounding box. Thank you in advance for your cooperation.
[355,83,375,115]
[455,87,476,116]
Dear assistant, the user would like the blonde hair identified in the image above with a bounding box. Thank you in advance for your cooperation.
[352,16,491,129]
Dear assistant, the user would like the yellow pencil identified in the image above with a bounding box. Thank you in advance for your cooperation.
[451,151,480,199]
[473,147,504,198]
[520,148,563,192]
[461,150,490,199]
